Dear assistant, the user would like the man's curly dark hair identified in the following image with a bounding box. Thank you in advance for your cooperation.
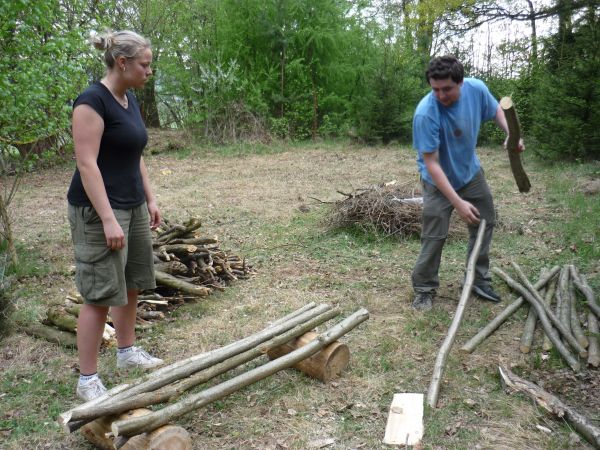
[426,55,464,84]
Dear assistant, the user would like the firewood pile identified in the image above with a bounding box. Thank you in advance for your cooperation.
[327,180,465,238]
[23,218,253,348]
[462,262,600,371]
[58,303,370,449]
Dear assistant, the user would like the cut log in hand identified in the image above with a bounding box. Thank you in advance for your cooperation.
[427,219,486,408]
[499,365,600,449]
[500,96,531,193]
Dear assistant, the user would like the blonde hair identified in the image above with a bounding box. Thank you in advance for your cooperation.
[91,30,151,68]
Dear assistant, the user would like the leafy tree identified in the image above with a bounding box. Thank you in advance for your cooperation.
[0,0,96,265]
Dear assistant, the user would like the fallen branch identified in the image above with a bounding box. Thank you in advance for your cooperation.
[22,323,77,348]
[427,220,486,408]
[571,267,600,319]
[492,267,581,371]
[511,262,587,358]
[460,266,560,354]
[499,365,600,449]
[542,275,558,351]
[567,265,588,348]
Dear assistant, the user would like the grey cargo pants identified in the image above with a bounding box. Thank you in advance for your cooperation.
[411,170,496,294]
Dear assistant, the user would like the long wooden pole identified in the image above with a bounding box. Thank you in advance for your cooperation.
[62,307,340,431]
[60,303,334,430]
[492,267,581,371]
[511,262,587,358]
[111,308,370,440]
[460,266,560,353]
[426,220,486,408]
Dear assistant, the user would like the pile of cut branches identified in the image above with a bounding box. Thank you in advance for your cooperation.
[328,180,464,238]
[23,218,253,348]
[462,263,600,371]
[152,217,252,299]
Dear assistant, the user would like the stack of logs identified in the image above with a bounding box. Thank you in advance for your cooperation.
[462,262,600,371]
[23,218,253,348]
[58,303,369,450]
[152,217,252,299]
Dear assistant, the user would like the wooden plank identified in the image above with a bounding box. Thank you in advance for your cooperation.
[383,393,424,446]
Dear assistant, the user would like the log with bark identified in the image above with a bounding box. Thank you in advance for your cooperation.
[500,96,531,193]
[510,262,587,358]
[267,331,350,382]
[499,365,600,449]
[80,408,191,450]
[60,303,338,431]
[427,220,486,408]
[460,266,560,354]
[109,308,369,441]
[492,267,581,371]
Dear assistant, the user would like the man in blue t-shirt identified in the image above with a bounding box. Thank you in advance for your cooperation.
[411,55,524,311]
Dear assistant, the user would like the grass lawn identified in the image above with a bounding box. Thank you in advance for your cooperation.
[1,133,599,449]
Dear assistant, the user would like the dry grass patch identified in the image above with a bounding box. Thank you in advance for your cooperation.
[1,139,597,449]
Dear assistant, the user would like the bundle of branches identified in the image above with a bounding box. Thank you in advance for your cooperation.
[462,263,600,371]
[152,217,252,300]
[58,303,370,449]
[328,180,465,238]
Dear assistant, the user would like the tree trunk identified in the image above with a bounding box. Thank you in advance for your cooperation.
[136,75,161,128]
[0,188,18,266]
[427,220,486,408]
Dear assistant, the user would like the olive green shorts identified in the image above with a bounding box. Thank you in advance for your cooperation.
[68,203,156,307]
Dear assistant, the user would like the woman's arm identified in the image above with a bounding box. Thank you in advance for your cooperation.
[140,156,160,230]
[72,104,125,250]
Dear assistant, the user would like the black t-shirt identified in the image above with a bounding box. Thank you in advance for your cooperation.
[67,82,148,209]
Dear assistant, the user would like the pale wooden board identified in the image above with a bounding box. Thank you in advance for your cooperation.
[383,393,424,446]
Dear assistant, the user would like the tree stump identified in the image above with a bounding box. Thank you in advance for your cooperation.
[266,331,350,382]
[80,408,191,450]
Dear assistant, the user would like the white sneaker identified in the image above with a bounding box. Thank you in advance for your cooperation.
[76,377,107,401]
[117,346,164,370]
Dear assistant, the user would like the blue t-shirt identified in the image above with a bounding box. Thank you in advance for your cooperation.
[412,78,498,190]
[67,82,148,209]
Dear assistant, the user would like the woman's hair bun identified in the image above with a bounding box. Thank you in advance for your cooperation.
[90,31,114,51]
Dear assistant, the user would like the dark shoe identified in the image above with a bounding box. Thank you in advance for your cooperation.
[472,285,501,303]
[412,292,434,311]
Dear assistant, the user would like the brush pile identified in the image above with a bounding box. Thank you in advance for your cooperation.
[328,180,422,237]
[328,180,465,238]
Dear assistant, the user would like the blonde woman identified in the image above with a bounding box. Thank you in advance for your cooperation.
[67,30,163,401]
